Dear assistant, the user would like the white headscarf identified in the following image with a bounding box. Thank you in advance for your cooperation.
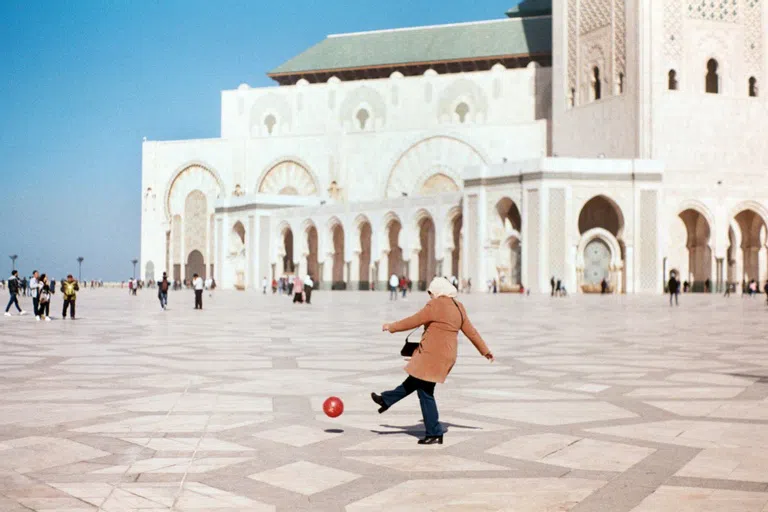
[427,277,458,298]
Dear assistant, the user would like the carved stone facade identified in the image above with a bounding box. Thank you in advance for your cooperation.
[141,6,768,294]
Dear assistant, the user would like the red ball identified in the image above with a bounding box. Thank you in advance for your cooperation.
[323,396,344,418]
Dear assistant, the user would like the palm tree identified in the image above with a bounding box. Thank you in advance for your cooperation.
[131,259,138,280]
[77,257,84,281]
[9,254,18,272]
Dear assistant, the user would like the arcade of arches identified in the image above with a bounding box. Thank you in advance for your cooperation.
[667,207,768,293]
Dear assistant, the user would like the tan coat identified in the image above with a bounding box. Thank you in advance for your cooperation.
[388,296,490,383]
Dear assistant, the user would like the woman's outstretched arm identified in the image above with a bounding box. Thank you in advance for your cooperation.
[459,307,493,360]
[384,302,434,333]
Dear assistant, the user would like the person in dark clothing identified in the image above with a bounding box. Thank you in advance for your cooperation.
[304,275,314,305]
[158,272,170,310]
[764,280,768,305]
[61,275,79,319]
[4,271,26,316]
[668,273,680,306]
[38,274,52,321]
[550,276,556,296]
[556,279,562,296]
[600,278,608,294]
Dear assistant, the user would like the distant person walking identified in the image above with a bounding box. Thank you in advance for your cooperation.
[262,276,268,295]
[30,270,40,320]
[292,275,304,304]
[61,274,79,319]
[38,274,52,321]
[158,272,170,310]
[304,275,314,304]
[192,274,204,309]
[4,271,26,316]
[668,273,680,306]
[550,276,556,296]
[389,274,399,301]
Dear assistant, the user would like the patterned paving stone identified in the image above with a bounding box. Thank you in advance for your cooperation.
[2,289,768,511]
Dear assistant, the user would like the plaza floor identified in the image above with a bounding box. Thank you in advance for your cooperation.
[1,289,768,511]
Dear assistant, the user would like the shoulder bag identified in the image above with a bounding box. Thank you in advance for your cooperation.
[399,299,464,357]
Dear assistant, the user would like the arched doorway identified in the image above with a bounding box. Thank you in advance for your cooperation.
[184,190,208,283]
[496,197,521,232]
[231,221,246,289]
[495,197,522,290]
[678,209,712,292]
[186,250,205,282]
[283,228,294,274]
[332,223,345,289]
[418,215,437,290]
[583,239,611,285]
[306,225,319,284]
[577,196,625,293]
[359,221,372,290]
[145,261,155,284]
[500,237,521,287]
[731,209,768,287]
[387,218,404,278]
[451,214,462,279]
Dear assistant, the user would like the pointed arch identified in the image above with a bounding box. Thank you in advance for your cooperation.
[257,160,319,196]
[384,135,486,198]
[164,162,224,221]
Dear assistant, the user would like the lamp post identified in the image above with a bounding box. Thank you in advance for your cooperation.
[77,257,84,282]
[131,259,138,280]
[9,254,18,272]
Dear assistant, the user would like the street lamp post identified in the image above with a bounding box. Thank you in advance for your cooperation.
[131,259,138,280]
[77,257,84,282]
[9,254,18,272]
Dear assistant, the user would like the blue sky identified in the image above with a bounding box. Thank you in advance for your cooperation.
[0,0,520,281]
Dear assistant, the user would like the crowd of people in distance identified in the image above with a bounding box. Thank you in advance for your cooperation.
[4,270,81,320]
[152,272,213,310]
[550,276,568,296]
[269,275,316,304]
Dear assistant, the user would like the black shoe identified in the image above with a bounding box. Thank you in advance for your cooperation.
[418,435,444,445]
[370,393,388,414]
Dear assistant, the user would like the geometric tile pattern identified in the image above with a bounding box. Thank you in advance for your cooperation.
[2,289,768,510]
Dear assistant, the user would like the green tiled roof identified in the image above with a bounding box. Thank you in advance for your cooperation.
[506,0,553,18]
[268,16,551,76]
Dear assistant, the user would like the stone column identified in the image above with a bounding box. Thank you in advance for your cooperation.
[350,251,361,291]
[379,251,390,287]
[322,254,333,290]
[624,245,634,294]
[215,218,223,288]
[408,249,420,287]
[248,215,255,290]
[344,261,352,289]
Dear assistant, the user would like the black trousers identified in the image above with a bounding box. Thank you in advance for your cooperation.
[304,286,312,304]
[194,290,203,309]
[32,297,39,316]
[293,292,303,303]
[62,299,76,318]
[39,301,49,317]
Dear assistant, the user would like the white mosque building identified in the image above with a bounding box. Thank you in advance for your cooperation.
[140,0,768,293]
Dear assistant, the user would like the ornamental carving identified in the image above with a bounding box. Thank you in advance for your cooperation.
[687,0,739,22]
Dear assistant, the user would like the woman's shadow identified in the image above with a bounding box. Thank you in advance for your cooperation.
[371,421,481,438]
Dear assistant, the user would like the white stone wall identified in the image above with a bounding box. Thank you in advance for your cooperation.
[141,65,550,288]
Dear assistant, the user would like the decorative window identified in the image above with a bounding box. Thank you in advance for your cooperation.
[668,69,678,90]
[264,114,277,135]
[705,59,719,94]
[356,108,370,130]
[591,67,602,101]
[455,102,470,123]
[749,77,758,97]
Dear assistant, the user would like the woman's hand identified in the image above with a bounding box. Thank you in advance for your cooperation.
[382,323,390,332]
[484,352,495,362]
